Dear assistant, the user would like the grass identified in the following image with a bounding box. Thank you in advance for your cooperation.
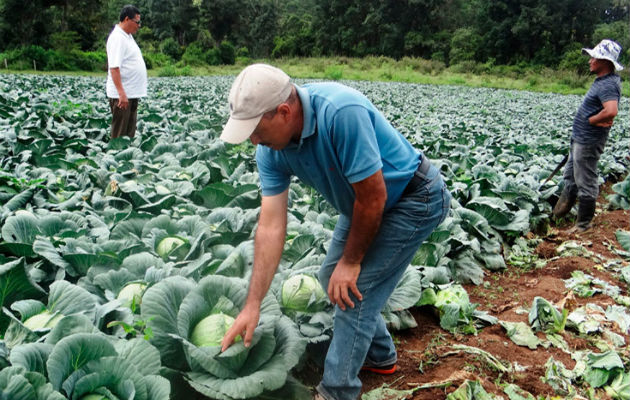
[2,55,629,96]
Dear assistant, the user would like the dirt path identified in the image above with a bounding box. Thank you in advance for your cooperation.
[360,193,630,399]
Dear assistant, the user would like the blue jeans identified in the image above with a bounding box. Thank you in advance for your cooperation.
[563,139,605,202]
[316,162,450,400]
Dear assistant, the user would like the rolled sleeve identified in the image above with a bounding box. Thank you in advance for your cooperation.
[256,146,291,196]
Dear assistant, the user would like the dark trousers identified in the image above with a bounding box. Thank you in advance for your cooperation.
[109,98,139,138]
[563,139,605,202]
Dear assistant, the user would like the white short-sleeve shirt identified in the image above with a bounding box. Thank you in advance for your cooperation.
[106,25,147,99]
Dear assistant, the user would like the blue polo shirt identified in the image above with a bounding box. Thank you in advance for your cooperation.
[256,82,421,218]
[572,73,621,145]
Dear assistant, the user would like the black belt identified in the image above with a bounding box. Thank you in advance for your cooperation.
[402,156,431,197]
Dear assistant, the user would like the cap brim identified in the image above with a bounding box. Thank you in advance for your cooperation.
[220,115,263,144]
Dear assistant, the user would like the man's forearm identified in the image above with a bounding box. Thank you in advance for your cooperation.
[244,191,289,308]
[341,198,385,264]
[341,171,387,265]
[246,223,286,307]
[589,110,616,124]
[221,191,288,350]
[326,171,386,309]
[109,68,126,97]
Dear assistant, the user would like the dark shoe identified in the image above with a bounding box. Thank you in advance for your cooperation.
[361,363,397,375]
[574,197,596,231]
[552,189,577,219]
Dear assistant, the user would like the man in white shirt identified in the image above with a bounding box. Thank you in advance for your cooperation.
[106,5,147,138]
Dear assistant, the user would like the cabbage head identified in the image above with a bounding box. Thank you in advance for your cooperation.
[142,275,306,400]
[190,313,241,347]
[3,281,98,348]
[10,334,170,399]
[156,236,187,259]
[435,284,470,309]
[281,274,327,313]
[81,395,110,400]
[0,366,65,400]
[434,285,477,334]
[117,282,147,308]
[23,310,63,330]
[274,270,333,344]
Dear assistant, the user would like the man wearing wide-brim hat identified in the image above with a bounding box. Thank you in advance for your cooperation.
[553,39,623,232]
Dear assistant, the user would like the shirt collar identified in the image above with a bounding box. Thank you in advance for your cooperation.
[596,72,617,81]
[115,24,132,38]
[295,85,316,148]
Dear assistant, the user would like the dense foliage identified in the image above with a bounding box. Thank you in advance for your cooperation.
[0,0,627,71]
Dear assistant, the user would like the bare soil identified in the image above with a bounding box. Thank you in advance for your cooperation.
[359,186,630,399]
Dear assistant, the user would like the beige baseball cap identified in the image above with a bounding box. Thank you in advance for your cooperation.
[220,64,293,144]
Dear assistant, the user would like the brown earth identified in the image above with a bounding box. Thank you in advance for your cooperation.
[359,187,630,399]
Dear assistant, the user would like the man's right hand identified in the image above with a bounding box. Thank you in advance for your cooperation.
[117,93,129,109]
[221,304,260,352]
[221,191,288,352]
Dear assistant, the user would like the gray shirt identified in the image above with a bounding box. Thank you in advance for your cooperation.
[572,73,621,145]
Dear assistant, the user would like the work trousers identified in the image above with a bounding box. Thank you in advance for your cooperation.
[109,98,139,138]
[563,139,605,202]
[316,160,451,400]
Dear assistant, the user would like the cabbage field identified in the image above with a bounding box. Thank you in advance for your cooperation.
[0,73,628,400]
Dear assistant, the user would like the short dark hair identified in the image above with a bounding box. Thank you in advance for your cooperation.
[119,5,140,22]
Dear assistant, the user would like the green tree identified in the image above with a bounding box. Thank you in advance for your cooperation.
[0,0,53,48]
[312,0,468,59]
[194,0,240,43]
[160,37,183,60]
[50,31,81,53]
[141,0,198,45]
[449,28,481,65]
[230,0,279,58]
[47,0,108,50]
[0,0,627,68]
[272,14,315,57]
[474,0,615,65]
[592,21,629,65]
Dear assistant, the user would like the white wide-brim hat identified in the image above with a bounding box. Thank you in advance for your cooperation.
[583,39,624,71]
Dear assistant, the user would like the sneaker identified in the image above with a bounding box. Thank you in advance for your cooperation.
[360,363,397,375]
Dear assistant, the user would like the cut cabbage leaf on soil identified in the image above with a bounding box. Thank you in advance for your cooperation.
[529,297,568,334]
[615,230,630,254]
[500,320,542,349]
[424,284,497,334]
[446,379,501,400]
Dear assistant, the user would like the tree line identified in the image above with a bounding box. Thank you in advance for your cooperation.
[0,0,628,72]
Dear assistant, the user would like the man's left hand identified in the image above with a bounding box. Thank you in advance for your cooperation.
[327,260,362,311]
